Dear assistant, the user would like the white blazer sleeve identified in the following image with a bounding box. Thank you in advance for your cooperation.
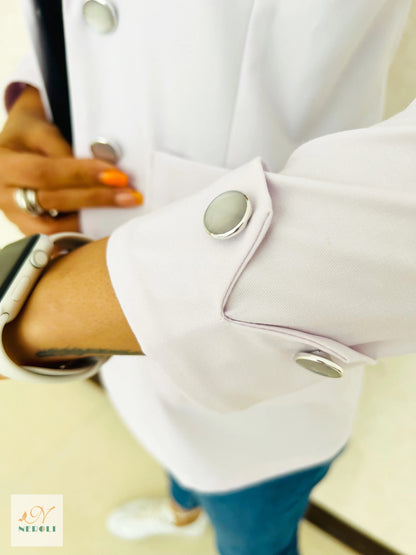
[106,99,416,412]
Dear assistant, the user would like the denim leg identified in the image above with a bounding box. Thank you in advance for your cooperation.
[168,474,201,510]
[195,460,334,555]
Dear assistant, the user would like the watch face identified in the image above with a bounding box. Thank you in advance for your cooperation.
[0,235,40,301]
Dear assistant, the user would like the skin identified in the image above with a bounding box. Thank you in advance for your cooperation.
[0,85,141,236]
[3,238,142,368]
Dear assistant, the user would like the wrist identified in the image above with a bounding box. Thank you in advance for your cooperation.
[2,263,66,367]
[0,233,110,382]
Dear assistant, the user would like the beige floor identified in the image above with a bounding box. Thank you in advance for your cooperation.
[311,356,416,555]
[0,1,415,554]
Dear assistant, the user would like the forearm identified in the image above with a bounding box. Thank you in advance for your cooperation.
[3,238,142,367]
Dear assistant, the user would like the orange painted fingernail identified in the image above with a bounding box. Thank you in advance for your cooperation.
[131,191,144,204]
[115,190,144,206]
[99,169,129,187]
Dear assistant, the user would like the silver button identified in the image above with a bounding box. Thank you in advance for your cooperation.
[90,138,122,164]
[295,350,344,378]
[203,191,252,239]
[82,0,118,34]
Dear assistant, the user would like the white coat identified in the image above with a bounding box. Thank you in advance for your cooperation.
[6,0,415,491]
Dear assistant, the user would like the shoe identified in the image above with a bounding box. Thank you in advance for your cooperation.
[106,497,209,540]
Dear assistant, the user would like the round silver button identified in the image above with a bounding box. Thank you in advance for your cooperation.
[203,191,252,239]
[90,138,122,164]
[82,0,118,34]
[295,350,344,378]
[30,250,49,269]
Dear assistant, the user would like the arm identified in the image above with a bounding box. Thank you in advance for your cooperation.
[3,100,416,410]
[3,238,142,367]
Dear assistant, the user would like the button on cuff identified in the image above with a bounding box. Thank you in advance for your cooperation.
[295,350,344,378]
[203,190,252,239]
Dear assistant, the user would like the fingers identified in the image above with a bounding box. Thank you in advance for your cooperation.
[9,85,47,118]
[8,211,80,236]
[1,183,142,236]
[0,149,127,190]
[0,90,142,239]
[23,121,73,158]
[37,186,143,212]
[2,88,72,157]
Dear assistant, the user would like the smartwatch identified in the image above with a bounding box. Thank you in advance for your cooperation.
[0,232,108,382]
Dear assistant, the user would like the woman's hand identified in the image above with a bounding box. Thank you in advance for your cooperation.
[0,85,142,235]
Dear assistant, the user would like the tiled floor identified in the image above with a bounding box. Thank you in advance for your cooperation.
[0,1,415,554]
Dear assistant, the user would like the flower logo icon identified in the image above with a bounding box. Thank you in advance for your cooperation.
[18,505,55,525]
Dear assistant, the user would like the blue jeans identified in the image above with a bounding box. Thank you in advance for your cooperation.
[169,458,335,555]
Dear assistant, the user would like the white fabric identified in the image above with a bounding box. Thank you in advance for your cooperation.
[3,9,51,118]
[10,0,414,491]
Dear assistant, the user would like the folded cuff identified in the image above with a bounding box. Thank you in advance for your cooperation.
[106,155,374,413]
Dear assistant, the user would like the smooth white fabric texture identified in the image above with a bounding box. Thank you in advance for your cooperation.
[3,7,51,118]
[7,0,414,491]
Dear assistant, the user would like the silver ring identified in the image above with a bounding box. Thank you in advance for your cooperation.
[14,188,60,218]
[14,188,31,213]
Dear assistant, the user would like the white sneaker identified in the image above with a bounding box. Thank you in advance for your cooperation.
[106,497,209,540]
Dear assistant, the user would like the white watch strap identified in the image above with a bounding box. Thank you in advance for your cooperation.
[49,231,92,251]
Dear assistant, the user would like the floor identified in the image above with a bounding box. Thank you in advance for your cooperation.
[0,1,415,554]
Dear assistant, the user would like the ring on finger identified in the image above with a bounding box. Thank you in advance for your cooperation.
[25,188,60,218]
[14,188,60,218]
